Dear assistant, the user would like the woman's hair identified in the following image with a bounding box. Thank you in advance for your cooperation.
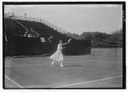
[59,40,62,43]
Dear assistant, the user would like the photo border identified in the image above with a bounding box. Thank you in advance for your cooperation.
[2,1,126,89]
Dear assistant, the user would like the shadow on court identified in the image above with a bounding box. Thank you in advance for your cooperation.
[52,63,87,68]
[63,64,85,67]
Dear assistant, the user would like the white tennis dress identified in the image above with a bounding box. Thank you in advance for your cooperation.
[50,43,63,62]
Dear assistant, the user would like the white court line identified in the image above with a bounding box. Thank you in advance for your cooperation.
[5,60,97,68]
[87,60,97,61]
[55,75,122,88]
[5,75,24,88]
[5,63,47,68]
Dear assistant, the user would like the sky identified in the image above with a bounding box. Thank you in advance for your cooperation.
[4,4,122,35]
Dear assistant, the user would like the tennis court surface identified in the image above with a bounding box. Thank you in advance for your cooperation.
[4,48,123,88]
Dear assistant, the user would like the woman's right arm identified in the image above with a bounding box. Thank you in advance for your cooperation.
[62,39,71,46]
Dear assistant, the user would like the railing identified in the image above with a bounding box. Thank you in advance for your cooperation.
[13,19,40,37]
[4,13,79,40]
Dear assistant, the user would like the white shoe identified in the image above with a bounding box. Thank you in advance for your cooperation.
[60,65,64,67]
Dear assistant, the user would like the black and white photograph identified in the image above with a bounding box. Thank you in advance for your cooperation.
[3,1,125,89]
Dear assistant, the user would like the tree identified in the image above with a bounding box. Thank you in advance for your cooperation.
[108,29,122,46]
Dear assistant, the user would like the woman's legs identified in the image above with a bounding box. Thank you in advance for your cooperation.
[51,61,64,67]
[60,61,64,67]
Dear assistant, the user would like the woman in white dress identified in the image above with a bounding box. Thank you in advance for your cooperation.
[50,39,71,67]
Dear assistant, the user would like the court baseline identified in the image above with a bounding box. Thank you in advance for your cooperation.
[55,75,122,88]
